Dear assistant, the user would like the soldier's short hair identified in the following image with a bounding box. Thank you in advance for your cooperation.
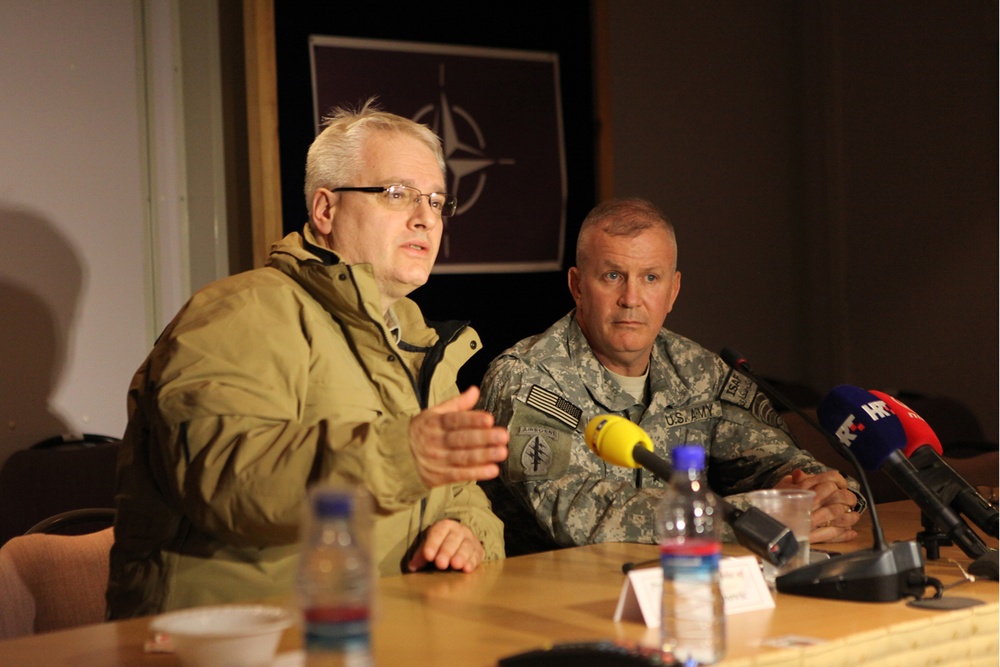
[576,198,677,270]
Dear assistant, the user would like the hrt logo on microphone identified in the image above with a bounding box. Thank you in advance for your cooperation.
[834,400,891,446]
[861,400,892,421]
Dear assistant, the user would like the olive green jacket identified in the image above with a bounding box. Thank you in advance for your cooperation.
[107,229,503,618]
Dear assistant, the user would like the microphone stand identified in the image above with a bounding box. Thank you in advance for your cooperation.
[720,348,929,602]
[916,512,949,561]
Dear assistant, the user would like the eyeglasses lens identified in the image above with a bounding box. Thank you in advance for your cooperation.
[381,185,456,217]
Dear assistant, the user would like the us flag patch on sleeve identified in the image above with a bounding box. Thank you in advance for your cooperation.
[525,385,582,430]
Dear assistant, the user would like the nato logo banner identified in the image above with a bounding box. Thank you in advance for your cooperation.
[310,35,566,273]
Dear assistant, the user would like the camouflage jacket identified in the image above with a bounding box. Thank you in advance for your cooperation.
[478,311,838,553]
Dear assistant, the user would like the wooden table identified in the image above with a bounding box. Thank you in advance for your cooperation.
[1,502,997,666]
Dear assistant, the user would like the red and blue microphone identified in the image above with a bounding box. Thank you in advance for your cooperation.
[870,390,997,541]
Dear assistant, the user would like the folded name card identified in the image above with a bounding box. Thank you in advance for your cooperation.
[614,556,774,627]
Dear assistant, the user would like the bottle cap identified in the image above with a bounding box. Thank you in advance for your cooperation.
[311,488,354,518]
[671,445,705,472]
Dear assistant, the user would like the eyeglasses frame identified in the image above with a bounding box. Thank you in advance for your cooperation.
[331,184,458,218]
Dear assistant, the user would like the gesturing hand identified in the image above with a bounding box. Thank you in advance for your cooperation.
[408,386,509,488]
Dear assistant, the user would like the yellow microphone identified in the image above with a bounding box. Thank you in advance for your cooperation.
[585,415,663,476]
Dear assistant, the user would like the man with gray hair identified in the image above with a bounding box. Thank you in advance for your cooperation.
[478,198,863,556]
[108,100,508,618]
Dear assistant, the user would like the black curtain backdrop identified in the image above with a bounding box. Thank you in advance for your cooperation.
[273,2,597,390]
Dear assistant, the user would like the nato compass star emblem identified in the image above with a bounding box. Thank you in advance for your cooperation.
[414,66,515,257]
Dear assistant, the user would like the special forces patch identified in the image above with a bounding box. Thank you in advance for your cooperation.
[720,369,789,432]
[519,431,554,476]
[507,397,575,481]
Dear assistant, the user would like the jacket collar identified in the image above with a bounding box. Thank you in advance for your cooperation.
[301,225,340,265]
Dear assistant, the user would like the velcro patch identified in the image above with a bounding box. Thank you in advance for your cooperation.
[507,401,574,481]
[660,402,722,428]
[720,369,788,432]
[519,432,554,476]
[525,385,582,430]
[720,369,757,410]
[750,392,789,432]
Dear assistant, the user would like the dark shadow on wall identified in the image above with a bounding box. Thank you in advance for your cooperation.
[0,209,84,466]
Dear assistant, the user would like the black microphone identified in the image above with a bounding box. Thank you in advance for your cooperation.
[817,385,991,562]
[584,415,799,568]
[721,347,928,602]
[871,390,998,539]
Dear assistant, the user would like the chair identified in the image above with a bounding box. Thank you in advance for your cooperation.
[0,526,114,639]
[893,392,994,453]
[0,434,121,545]
[31,433,120,450]
[25,508,116,536]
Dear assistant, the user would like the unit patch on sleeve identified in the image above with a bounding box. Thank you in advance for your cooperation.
[506,398,575,482]
[525,384,582,429]
[720,369,757,410]
[519,429,554,476]
[720,369,788,432]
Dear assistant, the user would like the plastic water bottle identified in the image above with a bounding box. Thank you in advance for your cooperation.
[657,445,725,665]
[297,486,373,667]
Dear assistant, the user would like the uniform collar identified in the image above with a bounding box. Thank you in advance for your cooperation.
[566,315,643,413]
[565,312,693,415]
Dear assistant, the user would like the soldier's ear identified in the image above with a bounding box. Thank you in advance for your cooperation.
[568,266,582,305]
[665,271,681,314]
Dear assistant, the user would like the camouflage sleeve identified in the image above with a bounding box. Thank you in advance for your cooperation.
[708,379,860,511]
[708,402,825,494]
[477,354,521,429]
[479,355,664,547]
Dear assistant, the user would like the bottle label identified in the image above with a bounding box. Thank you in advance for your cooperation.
[303,606,370,652]
[660,539,721,580]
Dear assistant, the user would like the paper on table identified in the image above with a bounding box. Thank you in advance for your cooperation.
[614,556,774,627]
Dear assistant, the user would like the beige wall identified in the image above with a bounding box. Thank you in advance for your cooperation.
[0,1,149,464]
[604,1,997,441]
[0,1,232,467]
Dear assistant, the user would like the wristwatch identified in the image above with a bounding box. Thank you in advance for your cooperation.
[848,489,868,515]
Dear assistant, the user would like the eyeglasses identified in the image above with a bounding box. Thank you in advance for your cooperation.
[332,184,458,217]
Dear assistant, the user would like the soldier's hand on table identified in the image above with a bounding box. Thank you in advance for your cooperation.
[774,469,861,543]
[409,386,509,488]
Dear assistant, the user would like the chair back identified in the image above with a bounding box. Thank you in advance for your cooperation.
[0,434,120,545]
[0,527,114,638]
[26,508,117,536]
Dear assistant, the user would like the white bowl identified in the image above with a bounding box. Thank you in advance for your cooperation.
[150,604,296,667]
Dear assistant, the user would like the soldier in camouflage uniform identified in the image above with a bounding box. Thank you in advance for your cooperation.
[478,198,863,555]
